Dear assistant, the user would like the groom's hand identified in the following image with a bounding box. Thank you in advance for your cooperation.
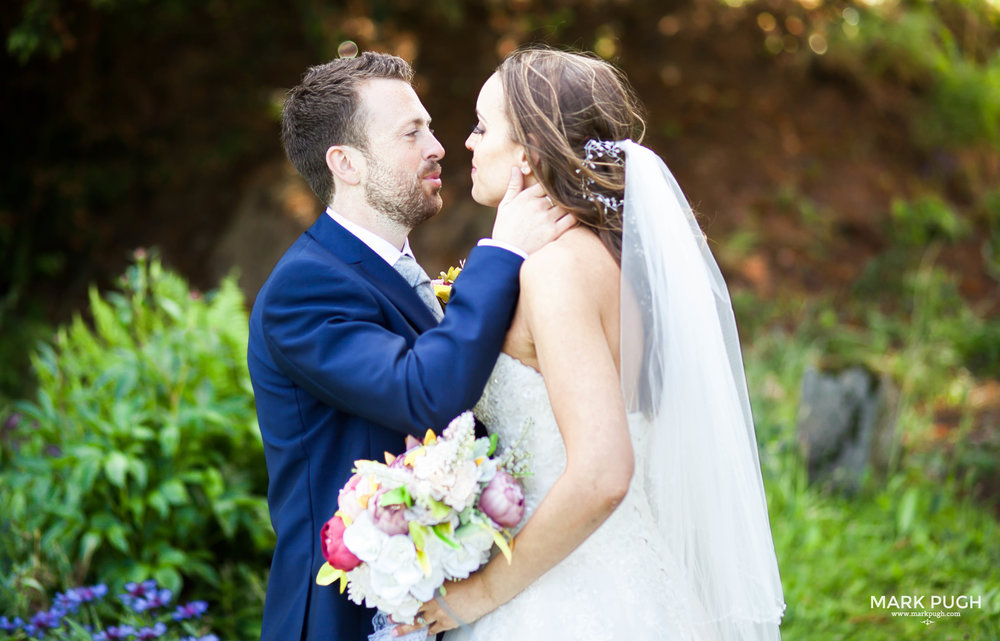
[491,167,576,255]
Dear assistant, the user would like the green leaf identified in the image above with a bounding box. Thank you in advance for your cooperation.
[427,498,452,521]
[160,478,189,505]
[159,297,183,322]
[378,485,412,508]
[409,522,429,550]
[159,423,180,457]
[126,456,148,489]
[156,545,189,568]
[80,531,102,562]
[104,451,129,488]
[89,286,131,348]
[106,524,131,554]
[214,498,238,538]
[897,487,920,535]
[148,490,170,518]
[69,457,100,494]
[431,523,460,549]
[153,566,182,593]
[316,562,347,588]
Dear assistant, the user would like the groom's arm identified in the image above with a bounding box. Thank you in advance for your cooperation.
[261,244,520,433]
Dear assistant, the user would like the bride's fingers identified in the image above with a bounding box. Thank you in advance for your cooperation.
[427,608,458,633]
[390,621,425,636]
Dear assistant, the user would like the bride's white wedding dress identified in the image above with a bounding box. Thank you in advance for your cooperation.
[443,353,699,641]
[442,141,783,641]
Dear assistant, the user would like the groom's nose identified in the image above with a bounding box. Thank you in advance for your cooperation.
[425,134,445,162]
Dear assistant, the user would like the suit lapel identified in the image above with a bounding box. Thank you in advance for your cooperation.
[307,214,439,332]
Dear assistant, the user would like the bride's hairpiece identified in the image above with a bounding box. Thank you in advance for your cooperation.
[577,139,625,214]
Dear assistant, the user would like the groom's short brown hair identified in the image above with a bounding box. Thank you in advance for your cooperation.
[281,52,414,205]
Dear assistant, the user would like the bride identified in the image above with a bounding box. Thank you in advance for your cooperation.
[396,47,785,640]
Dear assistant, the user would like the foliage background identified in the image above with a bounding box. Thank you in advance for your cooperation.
[1,0,998,639]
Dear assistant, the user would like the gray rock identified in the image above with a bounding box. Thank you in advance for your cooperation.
[797,364,898,493]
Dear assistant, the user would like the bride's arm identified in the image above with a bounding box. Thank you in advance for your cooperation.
[397,240,632,635]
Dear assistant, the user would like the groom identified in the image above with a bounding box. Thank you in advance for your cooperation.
[248,52,572,641]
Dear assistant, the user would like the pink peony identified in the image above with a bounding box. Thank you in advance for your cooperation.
[371,490,410,536]
[337,474,362,515]
[477,470,525,528]
[320,515,362,571]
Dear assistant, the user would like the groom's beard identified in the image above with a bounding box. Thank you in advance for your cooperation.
[364,153,442,229]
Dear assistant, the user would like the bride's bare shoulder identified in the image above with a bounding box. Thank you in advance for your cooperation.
[520,227,619,299]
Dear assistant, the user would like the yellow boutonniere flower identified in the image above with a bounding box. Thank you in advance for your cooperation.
[432,264,463,305]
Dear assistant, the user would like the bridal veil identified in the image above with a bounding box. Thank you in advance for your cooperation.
[618,140,785,641]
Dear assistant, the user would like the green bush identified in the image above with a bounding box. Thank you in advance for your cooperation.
[826,0,1000,151]
[890,195,970,246]
[740,292,1000,641]
[982,187,1000,281]
[0,252,272,639]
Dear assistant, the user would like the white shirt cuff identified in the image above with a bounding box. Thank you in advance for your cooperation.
[477,238,528,260]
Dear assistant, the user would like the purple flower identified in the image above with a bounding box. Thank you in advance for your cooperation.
[132,588,172,613]
[0,616,23,632]
[53,591,80,614]
[29,608,62,633]
[93,625,136,641]
[74,584,108,602]
[123,580,157,597]
[172,601,209,621]
[119,580,158,609]
[135,622,167,640]
[180,636,219,641]
[2,412,21,432]
[54,584,108,614]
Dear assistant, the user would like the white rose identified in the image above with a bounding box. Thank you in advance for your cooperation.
[368,566,410,603]
[409,562,446,602]
[342,511,387,564]
[345,565,371,605]
[438,526,493,579]
[441,543,489,579]
[375,535,424,589]
[390,595,424,624]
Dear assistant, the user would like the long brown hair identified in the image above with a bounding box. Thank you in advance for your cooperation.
[497,47,646,264]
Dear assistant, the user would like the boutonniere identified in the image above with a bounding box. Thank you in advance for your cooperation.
[431,263,463,305]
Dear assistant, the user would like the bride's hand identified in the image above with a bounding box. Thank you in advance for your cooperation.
[391,578,490,637]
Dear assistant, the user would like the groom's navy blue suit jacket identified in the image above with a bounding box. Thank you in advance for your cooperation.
[248,213,522,641]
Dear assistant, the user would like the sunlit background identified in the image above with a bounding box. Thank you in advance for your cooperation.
[1,1,998,639]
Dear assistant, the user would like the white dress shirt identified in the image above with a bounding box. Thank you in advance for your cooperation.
[325,208,527,265]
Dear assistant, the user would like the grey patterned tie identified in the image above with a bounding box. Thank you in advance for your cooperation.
[393,254,444,321]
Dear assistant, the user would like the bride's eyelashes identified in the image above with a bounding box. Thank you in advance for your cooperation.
[471,124,485,135]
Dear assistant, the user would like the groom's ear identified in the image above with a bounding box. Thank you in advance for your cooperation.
[326,145,363,187]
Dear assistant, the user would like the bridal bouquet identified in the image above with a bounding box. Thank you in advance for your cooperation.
[316,412,526,624]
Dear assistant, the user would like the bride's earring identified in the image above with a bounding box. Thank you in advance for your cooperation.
[520,164,531,175]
